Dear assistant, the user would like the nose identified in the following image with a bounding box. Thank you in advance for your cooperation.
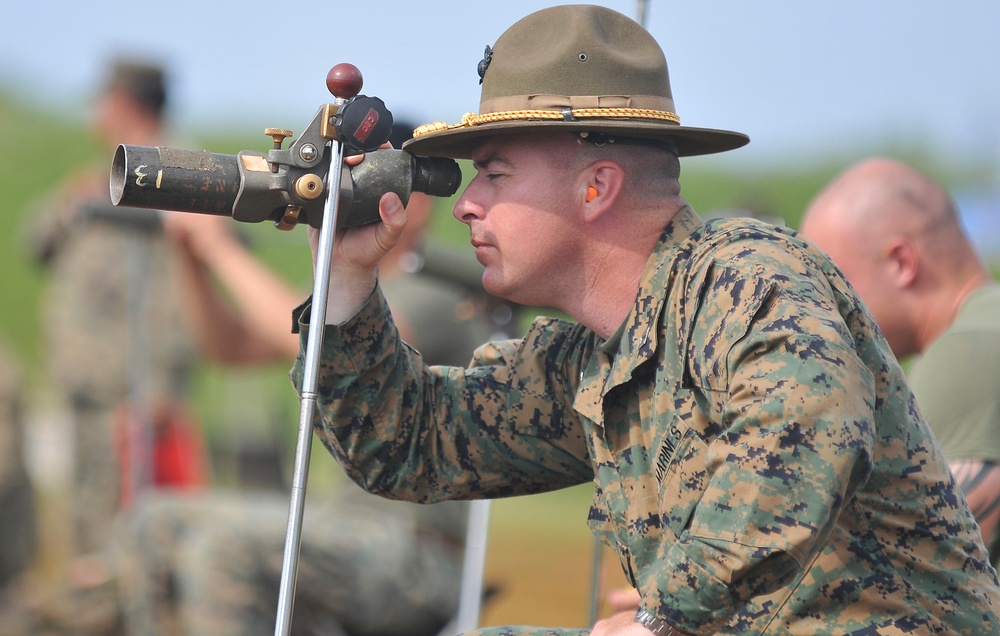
[452,183,483,225]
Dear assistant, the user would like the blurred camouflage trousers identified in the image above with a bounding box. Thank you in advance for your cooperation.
[71,399,122,555]
[0,346,36,601]
[116,490,463,636]
[30,198,199,556]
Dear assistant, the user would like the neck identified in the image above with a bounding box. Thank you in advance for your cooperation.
[917,270,991,352]
[562,234,657,339]
[576,264,645,340]
[569,201,680,339]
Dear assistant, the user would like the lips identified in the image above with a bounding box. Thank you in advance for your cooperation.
[469,238,495,265]
[469,232,493,249]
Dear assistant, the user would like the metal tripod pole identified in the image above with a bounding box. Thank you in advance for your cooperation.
[587,534,604,626]
[124,226,155,508]
[274,138,346,636]
[454,499,491,632]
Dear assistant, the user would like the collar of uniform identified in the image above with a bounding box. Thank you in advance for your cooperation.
[608,204,702,374]
[574,205,703,422]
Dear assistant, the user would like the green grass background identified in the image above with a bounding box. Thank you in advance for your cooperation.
[2,89,996,627]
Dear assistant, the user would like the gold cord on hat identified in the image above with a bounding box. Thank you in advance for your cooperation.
[413,107,681,138]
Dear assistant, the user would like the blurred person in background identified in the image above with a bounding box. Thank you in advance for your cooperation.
[800,157,1000,568]
[18,55,207,632]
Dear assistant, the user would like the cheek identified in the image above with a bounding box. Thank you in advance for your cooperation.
[493,209,561,269]
[495,210,537,256]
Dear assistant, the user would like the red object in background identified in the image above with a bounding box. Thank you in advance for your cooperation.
[115,402,209,506]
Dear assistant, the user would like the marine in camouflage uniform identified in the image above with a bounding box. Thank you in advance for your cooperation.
[23,58,199,557]
[26,176,197,555]
[289,6,1000,635]
[294,208,1000,635]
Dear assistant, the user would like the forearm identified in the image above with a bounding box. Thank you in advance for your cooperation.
[195,233,302,359]
[322,265,378,326]
[175,238,289,364]
[292,299,593,501]
[24,168,108,265]
[950,460,1000,544]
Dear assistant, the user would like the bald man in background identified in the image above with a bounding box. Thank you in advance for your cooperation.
[801,157,1000,567]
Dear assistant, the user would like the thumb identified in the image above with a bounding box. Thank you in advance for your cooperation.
[374,192,407,253]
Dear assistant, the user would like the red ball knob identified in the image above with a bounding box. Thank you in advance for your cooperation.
[326,63,363,98]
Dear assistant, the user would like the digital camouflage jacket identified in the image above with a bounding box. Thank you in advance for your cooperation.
[292,206,1000,635]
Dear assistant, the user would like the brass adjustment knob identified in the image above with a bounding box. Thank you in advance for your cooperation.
[294,174,324,200]
[265,128,294,149]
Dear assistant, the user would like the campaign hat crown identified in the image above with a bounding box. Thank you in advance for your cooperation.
[403,4,749,159]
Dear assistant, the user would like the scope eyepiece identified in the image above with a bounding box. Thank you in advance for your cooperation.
[412,156,464,198]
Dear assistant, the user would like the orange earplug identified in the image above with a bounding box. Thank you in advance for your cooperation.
[586,186,598,202]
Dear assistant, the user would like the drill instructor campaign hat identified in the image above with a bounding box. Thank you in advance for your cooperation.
[403,4,749,159]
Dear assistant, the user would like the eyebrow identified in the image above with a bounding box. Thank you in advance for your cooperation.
[472,151,514,171]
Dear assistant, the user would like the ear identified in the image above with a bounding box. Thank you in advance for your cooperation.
[581,161,625,222]
[885,238,918,288]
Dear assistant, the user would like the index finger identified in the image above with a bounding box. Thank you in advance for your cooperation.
[343,141,394,166]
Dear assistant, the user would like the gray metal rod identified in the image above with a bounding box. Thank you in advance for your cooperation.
[125,229,155,506]
[587,534,604,626]
[274,138,346,636]
[454,499,491,632]
[635,0,649,26]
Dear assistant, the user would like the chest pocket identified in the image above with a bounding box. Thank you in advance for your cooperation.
[654,407,712,540]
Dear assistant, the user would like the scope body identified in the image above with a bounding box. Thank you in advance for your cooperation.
[111,145,462,229]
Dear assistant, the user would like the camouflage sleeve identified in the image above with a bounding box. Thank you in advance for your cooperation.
[20,168,103,265]
[653,238,877,631]
[291,288,595,503]
[21,190,69,265]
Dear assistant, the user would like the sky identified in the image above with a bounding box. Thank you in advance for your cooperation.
[3,0,999,172]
